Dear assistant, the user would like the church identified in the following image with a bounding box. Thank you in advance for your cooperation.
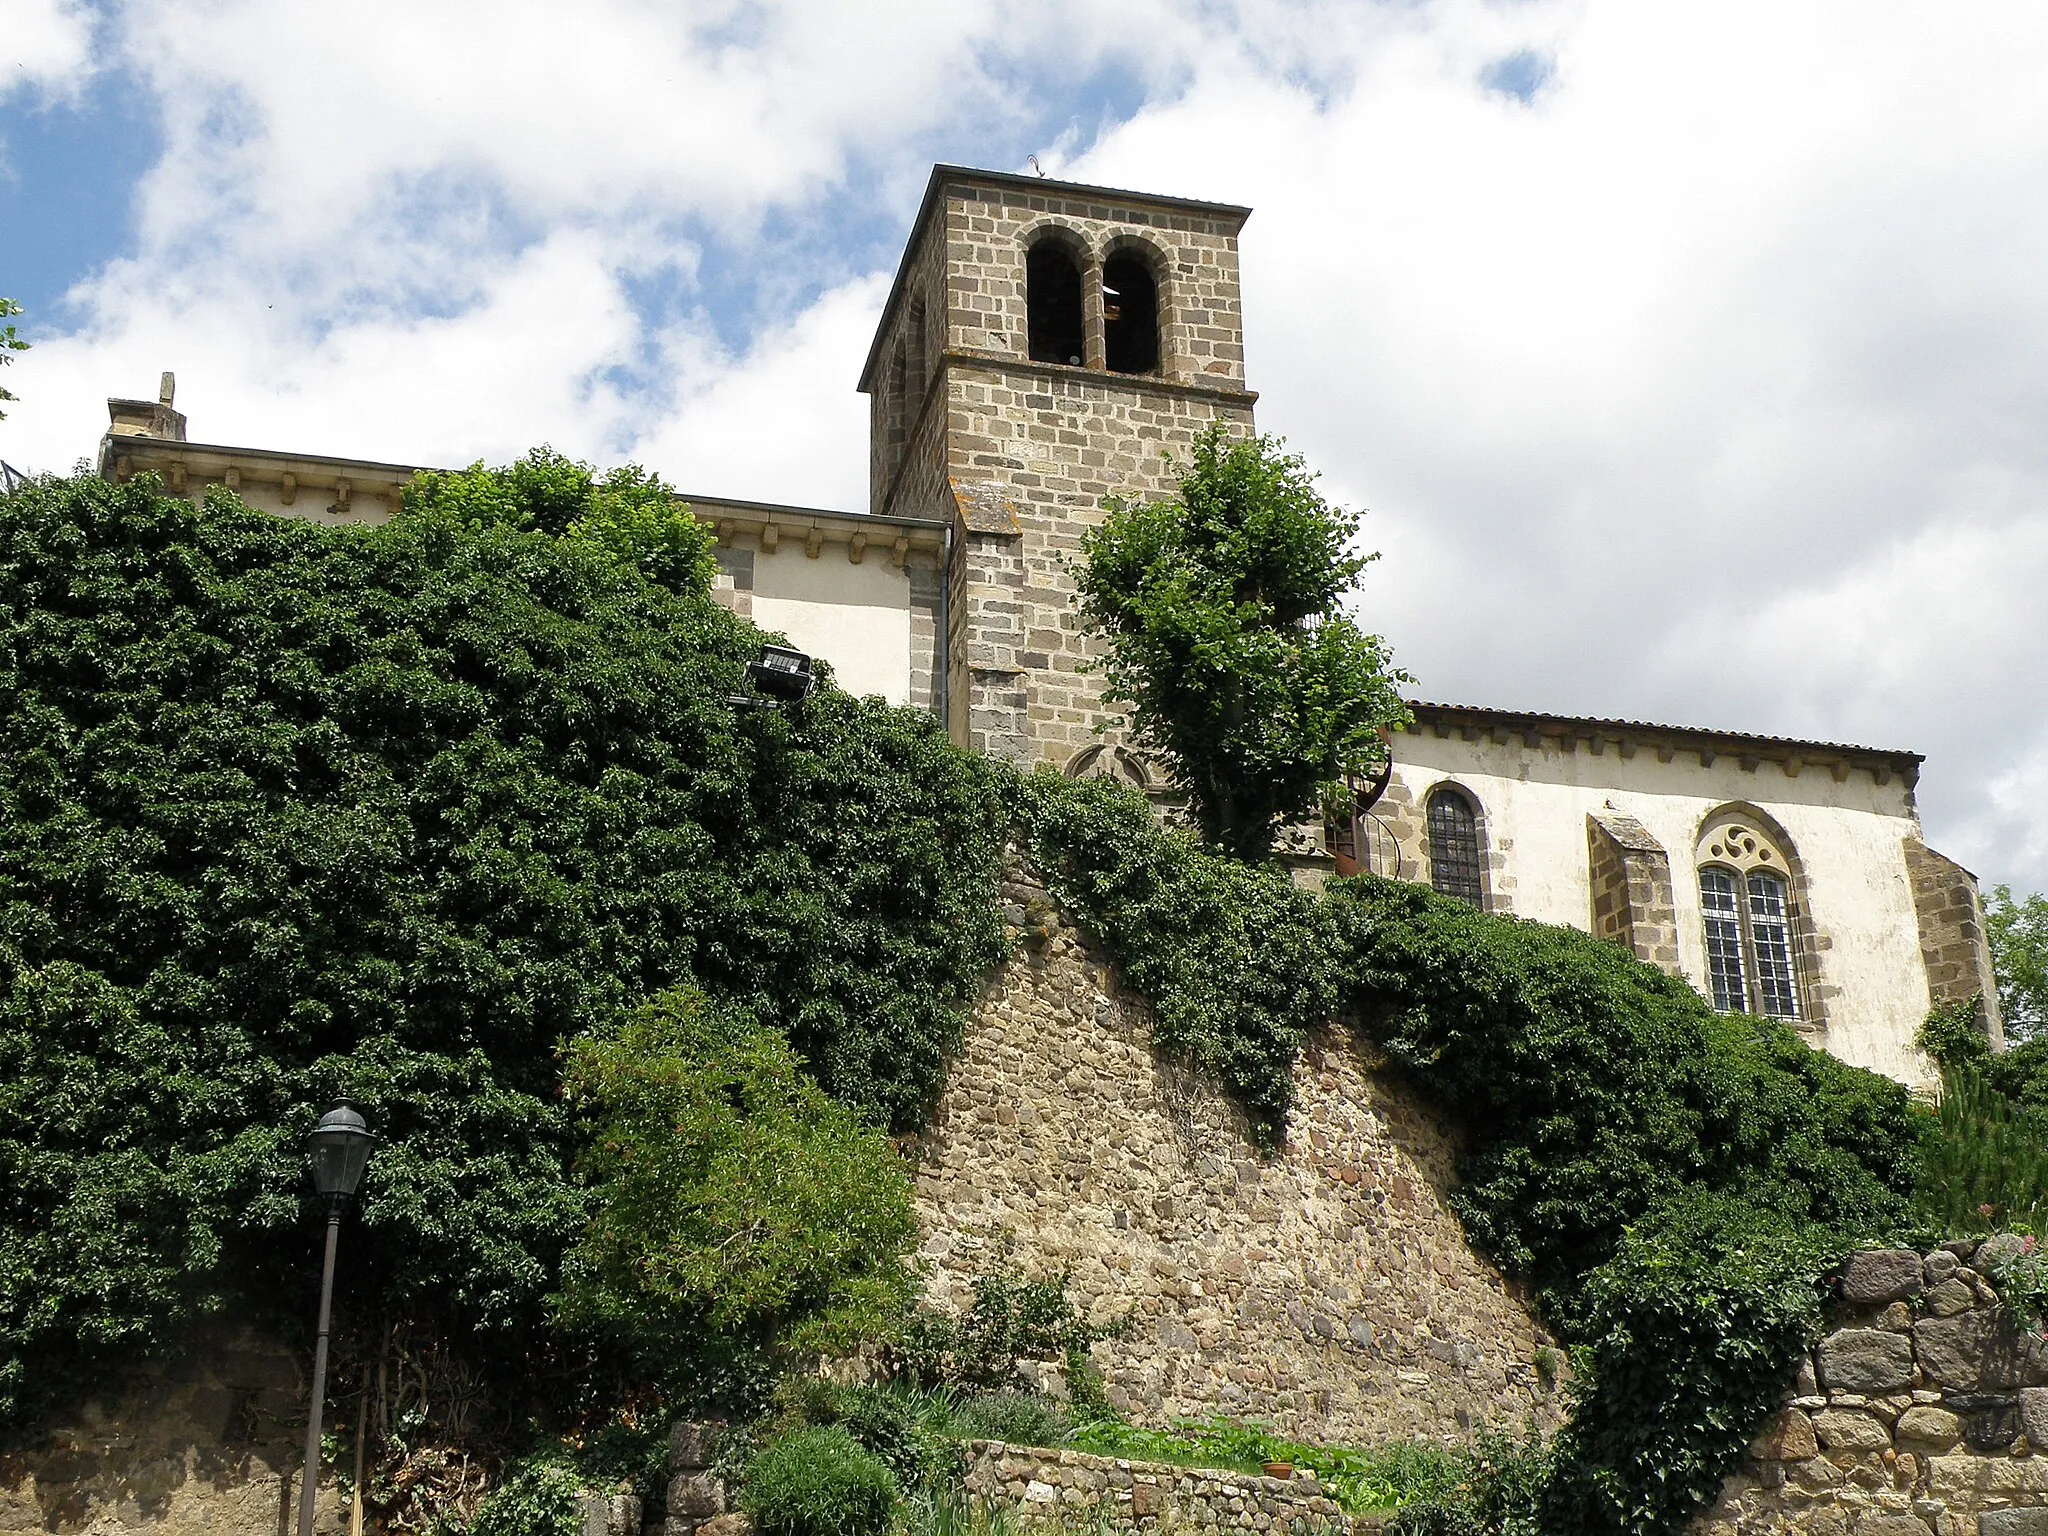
[91,163,1998,1088]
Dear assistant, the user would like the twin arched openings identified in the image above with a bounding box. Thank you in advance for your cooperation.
[1026,232,1162,376]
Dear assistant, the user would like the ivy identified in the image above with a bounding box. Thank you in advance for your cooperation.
[0,461,1004,1424]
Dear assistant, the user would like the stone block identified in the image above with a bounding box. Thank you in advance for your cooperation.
[1852,1516,1933,1536]
[1979,1511,2048,1536]
[1928,1279,1979,1318]
[1930,1453,2048,1501]
[1919,1314,1998,1389]
[1816,1410,1895,1454]
[1896,1406,1963,1450]
[1823,1328,1919,1394]
[1845,1251,1928,1305]
[671,1422,725,1471]
[1752,1409,1821,1460]
[667,1471,727,1520]
[1927,1251,1961,1284]
[1978,1234,2030,1275]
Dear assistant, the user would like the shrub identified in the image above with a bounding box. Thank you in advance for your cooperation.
[0,462,1004,1424]
[892,1263,1115,1396]
[954,1391,1069,1448]
[558,990,919,1392]
[470,1453,587,1536]
[741,1425,899,1536]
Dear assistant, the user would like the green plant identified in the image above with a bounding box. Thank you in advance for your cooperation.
[470,1452,587,1536]
[1989,886,2048,1043]
[1074,424,1410,860]
[559,990,919,1387]
[1917,1063,2048,1235]
[893,1263,1117,1394]
[742,1425,899,1536]
[777,1381,966,1494]
[0,299,25,421]
[1976,1234,2048,1332]
[0,460,1005,1425]
[954,1391,1070,1448]
[1012,771,1334,1140]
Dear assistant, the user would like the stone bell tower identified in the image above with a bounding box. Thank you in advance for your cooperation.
[858,165,1256,775]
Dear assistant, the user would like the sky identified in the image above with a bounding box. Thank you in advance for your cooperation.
[5,0,2048,893]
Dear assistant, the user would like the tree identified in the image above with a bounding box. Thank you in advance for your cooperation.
[0,300,26,422]
[1990,885,2048,1043]
[557,990,919,1391]
[1075,424,1411,860]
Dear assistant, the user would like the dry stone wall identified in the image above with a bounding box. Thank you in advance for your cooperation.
[910,867,1564,1448]
[962,1441,1372,1536]
[1701,1240,2048,1536]
[0,1331,338,1536]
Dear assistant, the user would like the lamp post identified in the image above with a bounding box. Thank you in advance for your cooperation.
[297,1103,375,1536]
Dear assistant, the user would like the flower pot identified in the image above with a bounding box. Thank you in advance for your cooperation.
[1262,1462,1294,1480]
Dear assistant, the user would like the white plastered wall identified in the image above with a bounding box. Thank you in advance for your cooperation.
[1386,733,1935,1088]
[749,546,916,706]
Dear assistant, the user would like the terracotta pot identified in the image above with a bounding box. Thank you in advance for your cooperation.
[1262,1462,1294,1480]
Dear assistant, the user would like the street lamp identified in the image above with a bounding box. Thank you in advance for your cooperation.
[297,1103,375,1536]
[727,644,815,711]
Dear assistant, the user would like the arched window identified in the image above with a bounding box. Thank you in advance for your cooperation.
[1026,241,1085,366]
[1696,815,1802,1019]
[1427,785,1485,906]
[1102,253,1159,374]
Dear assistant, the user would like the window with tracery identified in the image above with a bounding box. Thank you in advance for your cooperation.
[1696,816,1803,1019]
[1427,785,1485,907]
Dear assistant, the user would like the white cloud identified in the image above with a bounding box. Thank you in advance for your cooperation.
[2,0,95,105]
[9,0,2048,891]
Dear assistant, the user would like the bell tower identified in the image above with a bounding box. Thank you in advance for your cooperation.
[858,165,1256,773]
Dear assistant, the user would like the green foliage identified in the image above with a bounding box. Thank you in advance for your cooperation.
[1074,425,1410,859]
[1011,772,1333,1139]
[0,299,25,420]
[769,1380,965,1494]
[1920,998,1992,1069]
[1387,1433,1552,1536]
[892,1261,1117,1395]
[954,1392,1070,1448]
[558,990,919,1386]
[1331,875,1916,1305]
[1989,886,2048,1043]
[1538,1198,1835,1536]
[0,460,1004,1424]
[470,1452,588,1536]
[741,1425,899,1536]
[1916,1062,2048,1234]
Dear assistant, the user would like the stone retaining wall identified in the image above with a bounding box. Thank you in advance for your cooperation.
[910,866,1564,1448]
[962,1441,1374,1535]
[1702,1240,2048,1536]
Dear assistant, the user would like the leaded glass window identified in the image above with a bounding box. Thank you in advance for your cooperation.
[1700,867,1748,1013]
[1694,814,1805,1021]
[1748,871,1800,1019]
[1427,787,1485,907]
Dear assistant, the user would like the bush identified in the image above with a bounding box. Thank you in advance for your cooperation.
[891,1263,1115,1396]
[0,461,1005,1424]
[741,1425,899,1536]
[558,990,919,1391]
[954,1391,1069,1448]
[470,1453,587,1536]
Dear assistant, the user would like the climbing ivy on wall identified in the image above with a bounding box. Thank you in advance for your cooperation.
[1012,768,1920,1536]
[0,460,1004,1425]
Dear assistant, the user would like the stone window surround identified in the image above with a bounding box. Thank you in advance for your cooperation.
[1421,776,1494,912]
[1692,801,1828,1034]
[1017,218,1177,382]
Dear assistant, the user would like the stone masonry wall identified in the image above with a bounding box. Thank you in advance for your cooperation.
[1905,840,2004,1047]
[1700,1240,2048,1536]
[962,1441,1371,1536]
[910,865,1565,1448]
[0,1330,339,1536]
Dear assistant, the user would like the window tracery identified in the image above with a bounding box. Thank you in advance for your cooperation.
[1695,814,1803,1020]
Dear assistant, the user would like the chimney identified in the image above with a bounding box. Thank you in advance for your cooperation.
[107,371,188,441]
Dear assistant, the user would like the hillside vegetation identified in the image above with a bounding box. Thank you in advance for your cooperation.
[0,455,1969,1536]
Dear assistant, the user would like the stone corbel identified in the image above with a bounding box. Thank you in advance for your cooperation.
[849,532,867,565]
[805,528,823,559]
[333,478,352,510]
[224,466,241,491]
[760,523,780,553]
[892,535,910,570]
[167,463,186,491]
[280,472,297,506]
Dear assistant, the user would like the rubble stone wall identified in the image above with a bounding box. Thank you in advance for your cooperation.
[911,867,1565,1449]
[1701,1240,2048,1536]
[961,1441,1372,1536]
